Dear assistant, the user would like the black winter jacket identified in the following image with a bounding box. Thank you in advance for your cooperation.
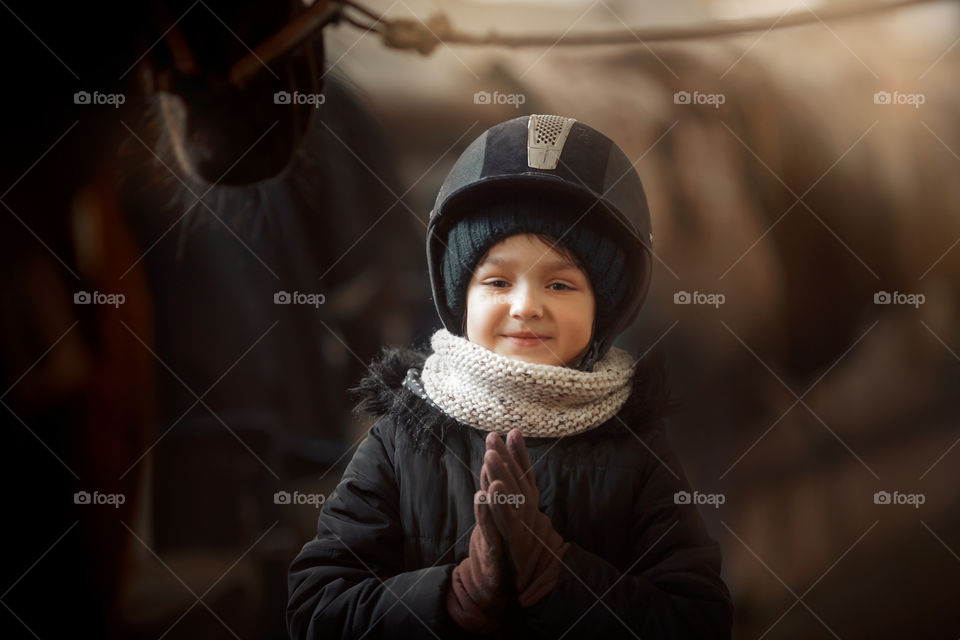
[287,345,733,639]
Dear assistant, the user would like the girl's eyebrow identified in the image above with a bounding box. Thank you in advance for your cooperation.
[477,256,579,272]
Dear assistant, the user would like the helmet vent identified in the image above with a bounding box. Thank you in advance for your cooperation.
[535,115,564,144]
[527,114,576,170]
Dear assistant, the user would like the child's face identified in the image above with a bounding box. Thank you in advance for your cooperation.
[464,234,595,367]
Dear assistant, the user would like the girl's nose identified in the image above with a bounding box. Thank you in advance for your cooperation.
[509,283,543,319]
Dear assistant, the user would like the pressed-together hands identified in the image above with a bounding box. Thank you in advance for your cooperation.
[484,429,572,607]
[446,428,571,632]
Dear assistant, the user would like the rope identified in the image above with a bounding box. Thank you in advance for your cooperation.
[228,0,948,84]
[364,0,945,55]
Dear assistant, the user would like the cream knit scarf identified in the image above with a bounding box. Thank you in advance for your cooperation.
[403,329,636,437]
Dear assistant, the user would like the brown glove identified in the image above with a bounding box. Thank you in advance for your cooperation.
[483,429,572,608]
[446,485,508,633]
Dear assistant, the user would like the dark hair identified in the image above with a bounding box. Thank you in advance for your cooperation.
[533,233,588,274]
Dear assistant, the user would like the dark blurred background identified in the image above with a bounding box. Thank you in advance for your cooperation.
[1,0,958,638]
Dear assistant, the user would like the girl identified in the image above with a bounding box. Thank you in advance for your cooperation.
[287,115,733,638]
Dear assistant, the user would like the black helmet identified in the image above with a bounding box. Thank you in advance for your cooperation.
[426,114,653,371]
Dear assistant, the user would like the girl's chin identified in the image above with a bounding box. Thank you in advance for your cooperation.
[494,348,566,367]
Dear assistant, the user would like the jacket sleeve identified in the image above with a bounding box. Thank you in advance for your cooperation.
[525,422,733,639]
[286,418,467,639]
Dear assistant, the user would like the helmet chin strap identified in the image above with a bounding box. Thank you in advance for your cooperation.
[574,339,602,372]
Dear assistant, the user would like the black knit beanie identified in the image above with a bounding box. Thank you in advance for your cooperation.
[440,192,630,343]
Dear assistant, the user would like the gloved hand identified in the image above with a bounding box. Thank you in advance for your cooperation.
[446,482,508,633]
[483,428,572,607]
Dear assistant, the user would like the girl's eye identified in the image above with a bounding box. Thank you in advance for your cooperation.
[484,280,509,288]
[548,282,573,291]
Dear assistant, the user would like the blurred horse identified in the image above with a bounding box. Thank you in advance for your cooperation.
[1,1,425,637]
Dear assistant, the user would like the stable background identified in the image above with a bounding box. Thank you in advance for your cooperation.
[1,0,958,638]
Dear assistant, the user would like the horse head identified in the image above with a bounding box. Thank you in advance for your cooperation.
[141,0,333,185]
